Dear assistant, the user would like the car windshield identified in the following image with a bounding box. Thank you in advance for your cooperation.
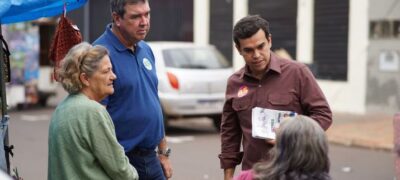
[162,47,231,69]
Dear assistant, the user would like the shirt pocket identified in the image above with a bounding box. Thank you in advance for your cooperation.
[267,93,292,106]
[232,98,251,111]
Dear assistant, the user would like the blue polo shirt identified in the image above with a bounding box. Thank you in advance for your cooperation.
[93,24,164,152]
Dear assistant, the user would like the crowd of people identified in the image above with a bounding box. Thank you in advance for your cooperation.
[46,0,333,180]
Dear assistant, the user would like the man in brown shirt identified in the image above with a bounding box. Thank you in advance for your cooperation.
[219,15,332,180]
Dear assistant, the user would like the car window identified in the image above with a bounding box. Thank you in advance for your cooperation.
[162,47,230,69]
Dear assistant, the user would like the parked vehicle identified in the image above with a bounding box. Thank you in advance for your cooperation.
[148,42,233,130]
[37,66,57,106]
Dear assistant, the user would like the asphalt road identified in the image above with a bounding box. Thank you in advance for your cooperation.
[7,107,395,180]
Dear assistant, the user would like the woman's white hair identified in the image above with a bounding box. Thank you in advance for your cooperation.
[58,42,109,94]
[253,115,331,180]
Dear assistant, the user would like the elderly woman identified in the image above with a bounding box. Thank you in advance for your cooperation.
[235,115,331,180]
[48,42,138,180]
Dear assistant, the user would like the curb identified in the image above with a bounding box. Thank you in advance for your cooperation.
[327,135,393,152]
[326,116,393,152]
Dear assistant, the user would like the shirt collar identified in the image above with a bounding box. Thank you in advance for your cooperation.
[239,52,282,80]
[105,24,143,53]
[269,52,282,74]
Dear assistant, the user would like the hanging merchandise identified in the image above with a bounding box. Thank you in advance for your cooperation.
[0,0,88,175]
[0,0,88,24]
[49,13,82,81]
[0,35,10,83]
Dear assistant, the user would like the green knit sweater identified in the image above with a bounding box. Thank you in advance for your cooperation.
[48,93,138,180]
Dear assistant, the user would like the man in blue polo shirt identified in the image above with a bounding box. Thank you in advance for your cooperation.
[93,0,172,179]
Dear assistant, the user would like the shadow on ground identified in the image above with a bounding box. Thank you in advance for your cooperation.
[165,117,219,136]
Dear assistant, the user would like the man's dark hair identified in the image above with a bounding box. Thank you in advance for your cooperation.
[233,15,271,48]
[110,0,147,17]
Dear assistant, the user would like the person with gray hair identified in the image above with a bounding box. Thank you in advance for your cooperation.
[235,115,331,180]
[93,0,173,179]
[47,42,138,180]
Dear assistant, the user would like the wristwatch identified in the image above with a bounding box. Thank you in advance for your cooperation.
[157,148,171,157]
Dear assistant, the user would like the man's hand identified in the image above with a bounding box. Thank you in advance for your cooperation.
[266,139,276,145]
[159,155,173,179]
[157,137,172,178]
[224,168,235,180]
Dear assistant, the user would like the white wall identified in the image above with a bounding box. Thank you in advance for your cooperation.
[193,0,209,45]
[296,0,314,64]
[232,0,248,70]
[317,0,369,114]
[369,0,400,20]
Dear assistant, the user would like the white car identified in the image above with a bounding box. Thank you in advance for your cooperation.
[148,42,233,130]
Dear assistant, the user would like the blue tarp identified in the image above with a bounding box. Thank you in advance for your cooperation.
[0,0,87,24]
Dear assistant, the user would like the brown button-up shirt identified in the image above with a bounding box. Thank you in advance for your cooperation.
[219,53,332,170]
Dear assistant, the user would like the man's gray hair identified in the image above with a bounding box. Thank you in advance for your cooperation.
[110,0,147,17]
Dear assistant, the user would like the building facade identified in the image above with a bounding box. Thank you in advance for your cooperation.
[69,0,400,114]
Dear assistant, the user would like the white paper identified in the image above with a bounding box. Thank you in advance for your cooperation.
[252,107,297,140]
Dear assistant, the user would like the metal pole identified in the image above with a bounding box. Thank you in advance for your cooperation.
[0,24,10,174]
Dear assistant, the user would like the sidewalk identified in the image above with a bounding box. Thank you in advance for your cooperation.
[327,112,394,151]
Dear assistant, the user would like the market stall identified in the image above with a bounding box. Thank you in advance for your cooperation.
[0,0,87,174]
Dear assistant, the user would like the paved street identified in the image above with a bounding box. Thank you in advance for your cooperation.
[7,107,395,180]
